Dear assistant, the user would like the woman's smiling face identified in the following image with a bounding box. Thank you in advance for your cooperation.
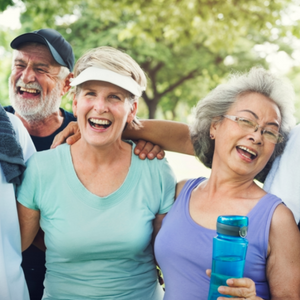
[73,80,137,149]
[210,92,281,179]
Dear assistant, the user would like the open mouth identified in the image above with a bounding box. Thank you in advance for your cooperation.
[88,118,112,129]
[236,146,257,160]
[18,87,41,96]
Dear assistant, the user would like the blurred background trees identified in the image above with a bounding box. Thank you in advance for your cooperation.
[1,0,300,122]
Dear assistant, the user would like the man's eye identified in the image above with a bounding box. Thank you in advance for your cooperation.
[16,64,25,68]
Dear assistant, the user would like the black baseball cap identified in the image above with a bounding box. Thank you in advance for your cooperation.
[10,29,74,71]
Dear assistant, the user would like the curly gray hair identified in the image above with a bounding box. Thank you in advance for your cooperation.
[190,67,296,182]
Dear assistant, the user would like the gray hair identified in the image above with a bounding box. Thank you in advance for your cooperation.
[70,47,147,127]
[58,66,70,80]
[190,67,296,182]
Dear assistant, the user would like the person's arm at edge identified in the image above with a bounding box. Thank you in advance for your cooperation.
[123,120,194,155]
[17,201,40,252]
[266,204,300,299]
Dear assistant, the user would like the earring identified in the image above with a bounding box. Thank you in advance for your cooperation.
[210,134,214,139]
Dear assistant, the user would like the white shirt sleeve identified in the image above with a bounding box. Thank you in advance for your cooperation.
[6,112,36,162]
[264,124,300,224]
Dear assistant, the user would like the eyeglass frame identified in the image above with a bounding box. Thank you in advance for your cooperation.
[222,115,283,144]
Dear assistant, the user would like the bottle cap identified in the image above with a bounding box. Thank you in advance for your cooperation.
[216,215,248,238]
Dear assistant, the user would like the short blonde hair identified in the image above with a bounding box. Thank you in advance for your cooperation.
[70,46,147,126]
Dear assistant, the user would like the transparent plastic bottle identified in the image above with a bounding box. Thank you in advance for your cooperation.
[208,215,249,300]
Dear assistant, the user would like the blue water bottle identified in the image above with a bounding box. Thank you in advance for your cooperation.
[208,215,249,300]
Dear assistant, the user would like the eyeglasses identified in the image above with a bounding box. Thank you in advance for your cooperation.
[222,115,283,144]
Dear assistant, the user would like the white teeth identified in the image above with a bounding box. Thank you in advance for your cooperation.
[20,87,40,94]
[90,118,111,125]
[238,146,257,156]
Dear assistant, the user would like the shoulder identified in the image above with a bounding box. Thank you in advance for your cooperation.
[271,203,297,230]
[7,111,24,129]
[175,180,188,198]
[6,112,36,161]
[175,177,206,199]
[27,144,68,167]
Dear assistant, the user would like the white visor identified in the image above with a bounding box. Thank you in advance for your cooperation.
[70,67,145,97]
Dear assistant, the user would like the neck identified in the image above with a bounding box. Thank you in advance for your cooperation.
[16,109,64,137]
[71,139,131,166]
[204,167,262,200]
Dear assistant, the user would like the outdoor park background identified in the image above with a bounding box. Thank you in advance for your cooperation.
[1,0,300,180]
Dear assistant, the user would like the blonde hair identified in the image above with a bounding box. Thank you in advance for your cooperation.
[71,47,147,101]
[70,47,147,127]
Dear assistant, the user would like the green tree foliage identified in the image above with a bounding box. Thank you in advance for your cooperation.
[0,0,13,11]
[1,0,299,119]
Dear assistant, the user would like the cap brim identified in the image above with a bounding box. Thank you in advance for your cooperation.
[70,67,144,97]
[10,33,68,69]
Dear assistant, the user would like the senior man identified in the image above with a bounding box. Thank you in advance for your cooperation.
[4,28,77,300]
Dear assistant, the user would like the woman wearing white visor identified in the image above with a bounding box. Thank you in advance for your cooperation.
[16,47,176,300]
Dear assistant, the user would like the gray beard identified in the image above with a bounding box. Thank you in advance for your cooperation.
[9,77,62,123]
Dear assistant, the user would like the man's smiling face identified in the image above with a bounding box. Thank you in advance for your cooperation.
[9,43,64,122]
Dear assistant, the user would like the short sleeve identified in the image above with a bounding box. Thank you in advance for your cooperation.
[16,154,40,211]
[157,158,177,214]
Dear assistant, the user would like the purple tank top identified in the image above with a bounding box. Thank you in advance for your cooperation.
[155,177,282,300]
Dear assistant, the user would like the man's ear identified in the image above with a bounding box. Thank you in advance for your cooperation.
[72,94,78,118]
[61,73,74,96]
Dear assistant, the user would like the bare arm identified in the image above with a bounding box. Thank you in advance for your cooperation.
[17,202,40,251]
[32,228,46,251]
[266,204,300,299]
[123,120,194,155]
[152,213,167,246]
[50,121,166,160]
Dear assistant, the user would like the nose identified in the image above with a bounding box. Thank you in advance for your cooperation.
[20,66,36,84]
[93,96,108,114]
[248,128,263,144]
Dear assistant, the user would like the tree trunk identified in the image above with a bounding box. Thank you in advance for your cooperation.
[144,98,159,119]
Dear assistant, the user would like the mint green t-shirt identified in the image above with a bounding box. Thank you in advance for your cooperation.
[17,143,176,300]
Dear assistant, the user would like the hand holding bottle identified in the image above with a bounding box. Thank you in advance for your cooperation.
[206,270,261,300]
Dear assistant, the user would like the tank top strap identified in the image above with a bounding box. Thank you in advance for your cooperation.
[172,177,207,216]
[177,177,206,200]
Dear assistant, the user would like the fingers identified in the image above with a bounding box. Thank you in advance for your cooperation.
[134,140,165,160]
[156,148,165,160]
[51,122,80,148]
[217,277,256,299]
[134,140,147,159]
[206,269,212,278]
[151,145,165,160]
[66,131,81,145]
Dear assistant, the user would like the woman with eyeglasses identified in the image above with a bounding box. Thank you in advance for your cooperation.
[124,67,300,299]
